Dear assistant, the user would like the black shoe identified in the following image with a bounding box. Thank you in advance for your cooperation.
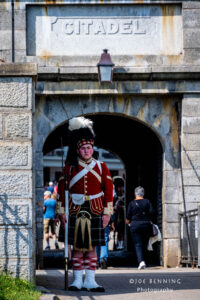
[55,243,59,249]
[90,286,105,292]
[68,285,81,291]
[100,259,107,269]
[45,246,50,250]
[82,286,105,292]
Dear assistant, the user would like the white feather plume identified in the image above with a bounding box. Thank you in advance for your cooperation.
[68,117,93,132]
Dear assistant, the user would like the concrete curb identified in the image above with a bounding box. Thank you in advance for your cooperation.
[37,285,60,300]
[39,294,59,300]
[39,293,59,300]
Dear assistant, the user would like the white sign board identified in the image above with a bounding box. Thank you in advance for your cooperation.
[27,5,182,56]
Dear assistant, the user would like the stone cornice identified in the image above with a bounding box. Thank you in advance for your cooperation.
[37,66,200,81]
[36,79,200,95]
[0,63,37,77]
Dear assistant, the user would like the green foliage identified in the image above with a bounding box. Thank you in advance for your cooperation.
[0,273,41,300]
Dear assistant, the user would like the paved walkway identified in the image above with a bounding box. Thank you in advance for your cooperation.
[36,267,200,300]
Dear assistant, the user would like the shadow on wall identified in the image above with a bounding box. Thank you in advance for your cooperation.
[0,193,31,278]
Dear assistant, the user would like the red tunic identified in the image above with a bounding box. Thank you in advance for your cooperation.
[58,158,113,216]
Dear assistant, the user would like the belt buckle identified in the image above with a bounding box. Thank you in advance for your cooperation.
[84,195,90,201]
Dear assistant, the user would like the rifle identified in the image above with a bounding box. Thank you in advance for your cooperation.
[64,190,69,290]
[60,137,69,290]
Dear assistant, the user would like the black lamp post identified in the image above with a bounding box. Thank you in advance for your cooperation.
[97,49,115,83]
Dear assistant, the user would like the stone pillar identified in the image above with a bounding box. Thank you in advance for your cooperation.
[0,63,37,281]
[162,166,182,267]
[181,94,200,211]
[162,117,182,267]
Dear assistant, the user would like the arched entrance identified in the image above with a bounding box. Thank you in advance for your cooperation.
[35,94,181,268]
[42,113,163,266]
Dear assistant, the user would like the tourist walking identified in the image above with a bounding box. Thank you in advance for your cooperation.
[43,191,59,250]
[126,186,154,269]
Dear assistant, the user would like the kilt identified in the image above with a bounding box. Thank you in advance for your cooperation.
[68,201,105,247]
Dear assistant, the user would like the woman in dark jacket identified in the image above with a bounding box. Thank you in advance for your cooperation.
[126,186,154,269]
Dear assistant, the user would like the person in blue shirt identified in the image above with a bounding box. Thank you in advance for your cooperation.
[43,191,59,250]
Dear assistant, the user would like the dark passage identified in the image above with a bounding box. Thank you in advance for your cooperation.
[43,113,163,267]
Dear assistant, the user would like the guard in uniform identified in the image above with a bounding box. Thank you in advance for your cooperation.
[58,116,113,292]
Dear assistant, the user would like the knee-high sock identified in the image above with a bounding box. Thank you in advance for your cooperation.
[72,250,84,270]
[83,247,102,289]
[70,250,84,289]
[83,246,97,270]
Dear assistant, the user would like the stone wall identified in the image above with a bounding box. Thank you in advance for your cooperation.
[0,1,200,68]
[181,94,200,211]
[183,1,200,65]
[0,64,37,280]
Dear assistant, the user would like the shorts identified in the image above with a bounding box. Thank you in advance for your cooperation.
[43,218,56,235]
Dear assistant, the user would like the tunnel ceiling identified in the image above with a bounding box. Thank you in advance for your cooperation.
[43,114,163,161]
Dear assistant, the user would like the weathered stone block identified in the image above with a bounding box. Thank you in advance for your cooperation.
[163,255,179,268]
[182,117,200,134]
[36,188,44,207]
[0,78,32,108]
[0,49,12,62]
[36,224,43,239]
[0,258,33,280]
[35,134,45,152]
[182,94,200,117]
[163,152,180,171]
[0,229,30,257]
[164,237,180,267]
[183,9,200,28]
[15,30,26,50]
[0,171,32,198]
[0,142,31,169]
[4,113,32,139]
[15,50,27,63]
[182,151,196,170]
[164,238,180,258]
[163,170,181,187]
[36,115,52,139]
[179,202,199,212]
[0,113,2,139]
[184,49,200,65]
[183,2,200,9]
[182,133,200,151]
[182,169,200,186]
[163,186,181,204]
[0,10,11,30]
[163,204,180,222]
[0,200,30,225]
[163,222,179,238]
[0,30,11,50]
[183,186,200,203]
[15,9,26,30]
[184,28,200,48]
[35,170,43,188]
[35,152,43,171]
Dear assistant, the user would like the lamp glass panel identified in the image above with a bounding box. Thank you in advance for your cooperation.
[99,66,112,82]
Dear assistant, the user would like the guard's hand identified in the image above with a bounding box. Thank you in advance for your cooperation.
[102,214,110,229]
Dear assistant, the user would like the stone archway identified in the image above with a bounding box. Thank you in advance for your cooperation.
[34,94,181,268]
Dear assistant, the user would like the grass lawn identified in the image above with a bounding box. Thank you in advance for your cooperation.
[0,273,41,300]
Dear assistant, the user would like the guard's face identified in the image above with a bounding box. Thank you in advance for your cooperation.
[78,144,94,161]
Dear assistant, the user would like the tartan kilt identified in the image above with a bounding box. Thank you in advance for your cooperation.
[68,203,105,247]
